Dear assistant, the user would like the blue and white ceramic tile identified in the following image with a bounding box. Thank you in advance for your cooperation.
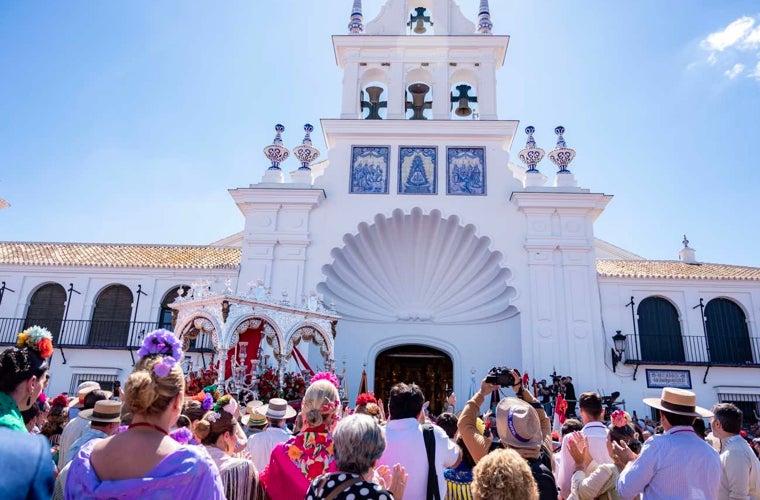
[398,146,437,195]
[350,146,390,194]
[447,147,486,195]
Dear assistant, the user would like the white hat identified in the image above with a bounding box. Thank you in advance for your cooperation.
[255,398,297,420]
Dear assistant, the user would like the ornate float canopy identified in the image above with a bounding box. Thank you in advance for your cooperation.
[169,280,340,376]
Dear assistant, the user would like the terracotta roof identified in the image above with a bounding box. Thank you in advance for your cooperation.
[597,259,760,281]
[0,242,241,269]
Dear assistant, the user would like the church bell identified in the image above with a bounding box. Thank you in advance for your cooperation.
[406,83,431,120]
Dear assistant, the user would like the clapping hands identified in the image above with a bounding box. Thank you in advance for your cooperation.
[376,463,408,500]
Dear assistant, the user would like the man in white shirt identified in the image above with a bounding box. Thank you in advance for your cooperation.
[245,398,294,472]
[557,392,613,498]
[57,382,103,468]
[378,383,461,500]
[616,387,721,500]
[711,402,760,500]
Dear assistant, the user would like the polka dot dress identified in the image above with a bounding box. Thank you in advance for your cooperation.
[306,472,395,500]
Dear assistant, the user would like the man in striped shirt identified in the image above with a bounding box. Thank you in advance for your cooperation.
[616,388,721,500]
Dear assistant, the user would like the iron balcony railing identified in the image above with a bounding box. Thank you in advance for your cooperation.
[624,333,760,367]
[0,317,213,352]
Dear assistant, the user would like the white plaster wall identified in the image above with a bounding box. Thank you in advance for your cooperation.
[332,316,522,403]
[599,277,760,417]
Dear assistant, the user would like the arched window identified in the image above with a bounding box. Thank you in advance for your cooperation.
[89,285,133,347]
[705,298,752,364]
[158,286,187,330]
[24,283,66,342]
[637,297,684,362]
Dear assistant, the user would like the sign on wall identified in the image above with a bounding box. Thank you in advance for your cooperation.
[447,147,486,195]
[398,146,437,195]
[350,146,390,194]
[645,369,692,389]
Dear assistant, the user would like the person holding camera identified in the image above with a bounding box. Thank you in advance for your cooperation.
[458,368,557,500]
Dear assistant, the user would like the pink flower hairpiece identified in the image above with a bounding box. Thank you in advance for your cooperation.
[311,371,340,389]
[170,427,196,445]
[223,397,238,416]
[321,400,339,414]
[138,329,184,362]
[611,410,627,426]
[152,356,177,378]
[202,393,214,411]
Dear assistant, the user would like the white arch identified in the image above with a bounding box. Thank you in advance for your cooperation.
[175,312,222,350]
[365,333,463,395]
[226,313,285,361]
[283,321,334,366]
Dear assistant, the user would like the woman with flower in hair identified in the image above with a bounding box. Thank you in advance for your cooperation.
[196,394,260,499]
[261,374,342,500]
[0,326,55,498]
[64,329,225,499]
[355,392,385,424]
[0,326,53,432]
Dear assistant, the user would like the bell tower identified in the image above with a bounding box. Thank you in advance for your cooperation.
[334,0,506,121]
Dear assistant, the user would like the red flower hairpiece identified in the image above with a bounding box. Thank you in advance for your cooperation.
[356,392,377,406]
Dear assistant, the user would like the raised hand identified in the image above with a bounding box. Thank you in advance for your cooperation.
[388,463,408,500]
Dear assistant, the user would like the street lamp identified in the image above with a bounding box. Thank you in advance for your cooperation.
[611,330,627,372]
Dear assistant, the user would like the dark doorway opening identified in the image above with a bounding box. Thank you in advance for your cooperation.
[374,344,453,415]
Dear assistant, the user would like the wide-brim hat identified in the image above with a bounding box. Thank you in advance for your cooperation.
[240,400,266,427]
[68,381,101,408]
[241,412,268,427]
[496,397,543,450]
[79,400,122,423]
[643,387,713,418]
[255,398,297,420]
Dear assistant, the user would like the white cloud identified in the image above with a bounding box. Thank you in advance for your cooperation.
[742,26,760,48]
[725,63,745,79]
[750,61,760,81]
[695,15,760,83]
[700,16,755,52]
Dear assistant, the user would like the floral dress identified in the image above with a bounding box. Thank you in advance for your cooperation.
[260,425,337,500]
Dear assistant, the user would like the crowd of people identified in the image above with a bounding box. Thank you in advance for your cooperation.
[1,326,759,499]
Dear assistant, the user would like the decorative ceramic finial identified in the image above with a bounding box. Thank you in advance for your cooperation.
[292,123,320,170]
[348,0,364,34]
[548,125,576,174]
[679,234,697,263]
[477,0,493,35]
[263,124,289,170]
[518,126,545,173]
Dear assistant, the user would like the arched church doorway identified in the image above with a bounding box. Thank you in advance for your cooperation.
[374,344,453,415]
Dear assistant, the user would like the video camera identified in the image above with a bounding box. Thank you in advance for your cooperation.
[485,366,519,387]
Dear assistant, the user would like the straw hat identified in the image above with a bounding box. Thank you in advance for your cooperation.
[240,400,266,427]
[643,388,713,418]
[255,398,297,420]
[79,400,122,424]
[68,381,102,409]
[496,397,543,450]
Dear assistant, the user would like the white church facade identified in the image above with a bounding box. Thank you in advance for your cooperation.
[1,0,759,420]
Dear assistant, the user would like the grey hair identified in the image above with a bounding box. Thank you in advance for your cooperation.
[333,414,386,474]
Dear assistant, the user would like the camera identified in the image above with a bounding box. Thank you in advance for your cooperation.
[485,366,517,387]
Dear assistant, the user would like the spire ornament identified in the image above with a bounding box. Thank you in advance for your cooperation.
[292,123,320,170]
[548,126,576,174]
[263,124,289,170]
[348,0,364,34]
[477,0,493,35]
[518,126,545,173]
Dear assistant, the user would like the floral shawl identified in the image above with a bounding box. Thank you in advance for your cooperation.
[0,391,26,432]
[260,425,337,500]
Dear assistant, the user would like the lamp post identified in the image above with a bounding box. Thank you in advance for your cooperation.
[611,330,627,372]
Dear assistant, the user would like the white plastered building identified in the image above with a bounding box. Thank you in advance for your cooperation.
[1,0,758,419]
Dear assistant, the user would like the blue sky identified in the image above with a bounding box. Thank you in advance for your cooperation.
[1,1,759,266]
